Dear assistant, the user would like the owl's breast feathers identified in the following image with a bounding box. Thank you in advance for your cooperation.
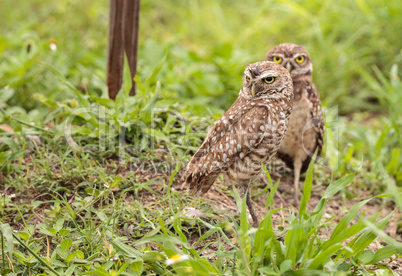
[292,76,323,142]
[185,96,292,194]
[279,78,324,172]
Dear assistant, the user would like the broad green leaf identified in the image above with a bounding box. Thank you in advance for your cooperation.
[41,228,57,236]
[96,211,107,223]
[13,249,27,260]
[359,250,375,264]
[65,265,76,276]
[0,223,14,262]
[142,251,165,262]
[66,252,75,263]
[89,96,116,109]
[61,238,72,251]
[337,262,352,271]
[116,262,130,274]
[367,245,397,264]
[112,238,142,259]
[58,229,71,238]
[110,176,123,188]
[54,219,64,232]
[81,267,110,276]
[18,232,29,241]
[158,241,180,258]
[258,266,279,275]
[130,260,144,272]
[174,259,217,275]
[280,260,292,273]
[57,246,68,259]
[0,86,15,102]
[282,269,334,275]
[75,250,85,259]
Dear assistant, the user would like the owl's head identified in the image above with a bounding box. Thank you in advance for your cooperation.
[265,43,312,78]
[240,61,293,101]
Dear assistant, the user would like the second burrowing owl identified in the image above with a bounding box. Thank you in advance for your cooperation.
[185,61,293,226]
[265,43,324,203]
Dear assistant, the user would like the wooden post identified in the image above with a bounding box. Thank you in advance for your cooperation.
[107,0,140,100]
[124,0,140,96]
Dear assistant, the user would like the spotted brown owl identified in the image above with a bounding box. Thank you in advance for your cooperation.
[185,61,294,226]
[265,43,324,203]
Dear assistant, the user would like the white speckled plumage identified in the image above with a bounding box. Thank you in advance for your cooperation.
[185,61,293,226]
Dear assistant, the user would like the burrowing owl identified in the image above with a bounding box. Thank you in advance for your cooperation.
[265,43,324,203]
[185,61,293,226]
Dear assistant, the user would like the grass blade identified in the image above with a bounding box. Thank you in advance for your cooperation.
[263,163,280,209]
[367,245,398,265]
[299,156,314,217]
[321,173,356,199]
[361,217,402,254]
[342,211,394,260]
[329,199,371,241]
[167,162,181,215]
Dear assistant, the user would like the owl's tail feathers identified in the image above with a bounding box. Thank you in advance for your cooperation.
[184,170,219,196]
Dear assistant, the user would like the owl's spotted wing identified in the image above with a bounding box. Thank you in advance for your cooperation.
[186,98,269,194]
[307,83,324,157]
[292,82,325,173]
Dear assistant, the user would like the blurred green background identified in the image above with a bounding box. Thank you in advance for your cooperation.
[0,0,401,184]
[1,0,401,114]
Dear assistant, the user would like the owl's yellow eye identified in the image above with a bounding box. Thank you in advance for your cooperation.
[246,76,250,82]
[273,56,282,63]
[264,77,275,84]
[295,55,305,63]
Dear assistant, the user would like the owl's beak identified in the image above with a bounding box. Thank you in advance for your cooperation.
[286,63,292,72]
[251,84,256,97]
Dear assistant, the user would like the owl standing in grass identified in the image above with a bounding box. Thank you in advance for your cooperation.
[185,61,294,226]
[265,43,324,203]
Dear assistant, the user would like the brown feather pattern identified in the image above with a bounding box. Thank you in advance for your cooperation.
[185,61,294,196]
[266,43,324,201]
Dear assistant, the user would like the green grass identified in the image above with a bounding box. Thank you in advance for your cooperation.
[0,163,400,275]
[1,0,402,275]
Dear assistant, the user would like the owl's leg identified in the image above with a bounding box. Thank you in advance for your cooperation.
[293,158,302,204]
[236,183,259,227]
[246,188,259,228]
